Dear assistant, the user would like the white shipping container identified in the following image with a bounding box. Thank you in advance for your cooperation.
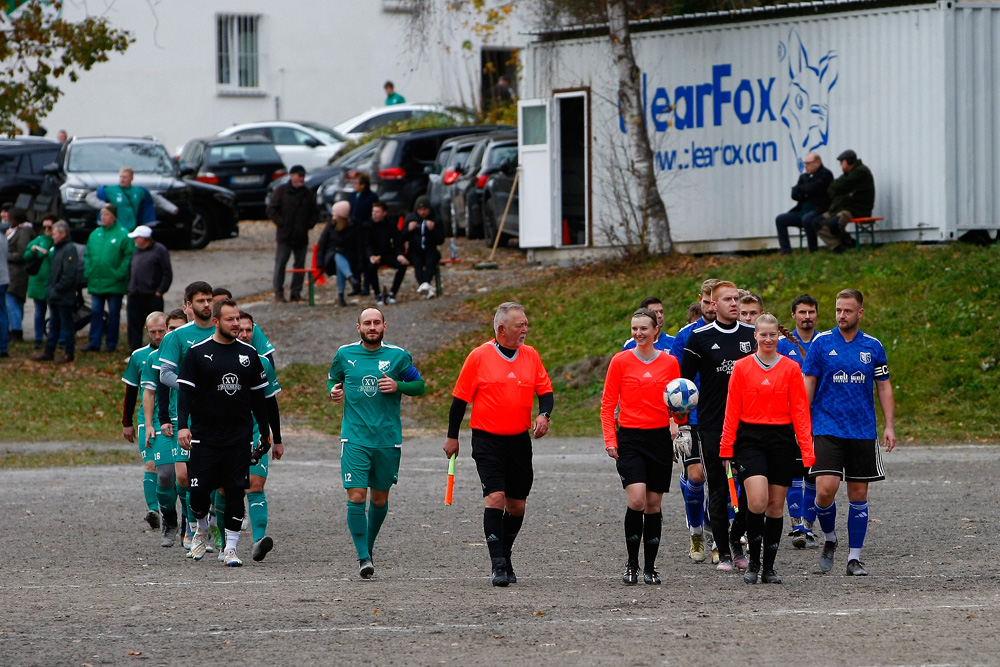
[520,1,1000,255]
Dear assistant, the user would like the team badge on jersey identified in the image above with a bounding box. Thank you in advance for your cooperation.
[239,354,250,367]
[361,375,379,397]
[378,360,391,373]
[860,352,871,364]
[740,341,752,353]
[219,373,241,395]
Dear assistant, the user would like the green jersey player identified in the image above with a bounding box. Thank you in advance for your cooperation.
[328,307,425,579]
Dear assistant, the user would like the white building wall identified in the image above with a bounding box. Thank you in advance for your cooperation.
[525,3,998,252]
[43,1,528,152]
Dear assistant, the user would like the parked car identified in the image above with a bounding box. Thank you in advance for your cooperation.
[480,152,520,248]
[266,142,379,215]
[450,132,517,240]
[332,104,465,142]
[39,136,239,249]
[369,125,511,220]
[315,142,379,214]
[0,137,61,209]
[176,136,286,220]
[427,134,486,237]
[216,121,347,171]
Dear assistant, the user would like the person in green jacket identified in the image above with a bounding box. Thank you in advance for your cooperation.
[23,214,56,349]
[384,81,405,105]
[84,203,134,352]
[817,149,876,253]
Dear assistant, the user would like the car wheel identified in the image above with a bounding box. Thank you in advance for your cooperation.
[481,198,508,248]
[466,200,483,240]
[188,208,212,250]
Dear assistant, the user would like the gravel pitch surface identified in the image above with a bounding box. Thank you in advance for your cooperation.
[1,439,997,665]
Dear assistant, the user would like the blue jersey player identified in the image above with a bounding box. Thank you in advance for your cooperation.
[777,294,821,548]
[669,279,720,564]
[622,297,675,352]
[803,289,897,576]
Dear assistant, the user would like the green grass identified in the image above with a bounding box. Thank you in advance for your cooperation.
[2,243,998,457]
[0,448,135,469]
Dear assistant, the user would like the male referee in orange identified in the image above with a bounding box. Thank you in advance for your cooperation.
[444,302,554,587]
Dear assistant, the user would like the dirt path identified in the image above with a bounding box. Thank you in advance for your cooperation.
[0,440,996,665]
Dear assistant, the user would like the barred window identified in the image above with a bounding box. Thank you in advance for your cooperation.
[216,14,263,94]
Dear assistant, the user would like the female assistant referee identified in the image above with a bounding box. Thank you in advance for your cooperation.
[720,313,815,584]
[600,308,681,585]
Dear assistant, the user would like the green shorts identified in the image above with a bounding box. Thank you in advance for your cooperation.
[168,421,190,462]
[137,424,150,463]
[340,440,401,491]
[250,451,270,479]
[148,428,176,466]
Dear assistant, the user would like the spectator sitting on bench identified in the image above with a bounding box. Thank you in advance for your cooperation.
[363,201,407,306]
[402,196,444,300]
[817,150,875,254]
[317,200,360,308]
[775,151,833,254]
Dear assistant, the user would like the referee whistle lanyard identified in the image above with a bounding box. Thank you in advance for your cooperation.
[725,461,739,514]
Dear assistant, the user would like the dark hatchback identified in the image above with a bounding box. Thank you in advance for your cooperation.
[0,137,61,208]
[40,137,239,249]
[177,136,286,220]
[369,125,511,219]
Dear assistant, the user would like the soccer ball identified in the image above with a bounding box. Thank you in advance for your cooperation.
[664,378,699,413]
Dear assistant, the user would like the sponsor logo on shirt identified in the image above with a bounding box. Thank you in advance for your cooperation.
[828,349,838,356]
[203,354,213,361]
[643,372,652,378]
[716,359,736,374]
[361,375,379,397]
[378,360,391,373]
[860,352,871,364]
[508,371,517,378]
[789,349,798,356]
[348,359,357,366]
[218,373,241,395]
[833,370,848,383]
[711,343,720,350]
[761,378,770,385]
[851,371,865,383]
[239,354,250,367]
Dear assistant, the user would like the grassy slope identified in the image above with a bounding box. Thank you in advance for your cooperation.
[2,244,998,458]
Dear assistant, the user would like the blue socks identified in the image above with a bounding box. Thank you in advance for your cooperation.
[847,501,869,558]
[680,475,705,531]
[803,481,817,523]
[786,478,804,525]
[815,500,837,542]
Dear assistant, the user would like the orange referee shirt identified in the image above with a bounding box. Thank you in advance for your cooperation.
[452,341,553,436]
[720,354,814,465]
[600,349,680,450]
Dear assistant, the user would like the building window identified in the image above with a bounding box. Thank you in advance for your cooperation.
[216,14,264,95]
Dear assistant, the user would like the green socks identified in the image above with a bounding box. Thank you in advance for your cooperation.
[247,491,268,543]
[142,471,158,512]
[367,500,388,554]
[347,501,370,560]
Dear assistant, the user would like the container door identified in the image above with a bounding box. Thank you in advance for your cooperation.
[553,92,589,246]
[517,99,555,248]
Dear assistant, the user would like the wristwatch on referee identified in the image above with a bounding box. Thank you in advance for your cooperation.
[538,412,551,421]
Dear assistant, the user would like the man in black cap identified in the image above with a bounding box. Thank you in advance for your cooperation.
[817,150,875,254]
[267,165,318,302]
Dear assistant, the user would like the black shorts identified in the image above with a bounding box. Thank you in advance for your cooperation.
[471,430,533,500]
[732,423,801,487]
[811,435,885,482]
[615,427,673,493]
[683,427,702,469]
[187,442,251,491]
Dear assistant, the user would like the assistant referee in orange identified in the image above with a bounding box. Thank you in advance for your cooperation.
[444,302,554,587]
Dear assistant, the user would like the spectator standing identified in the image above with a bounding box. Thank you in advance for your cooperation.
[774,152,833,254]
[384,81,405,105]
[817,150,876,253]
[402,196,443,299]
[316,201,359,307]
[266,164,318,303]
[0,222,8,359]
[84,203,134,353]
[5,209,35,343]
[32,221,79,363]
[126,225,173,351]
[86,166,179,233]
[23,215,56,349]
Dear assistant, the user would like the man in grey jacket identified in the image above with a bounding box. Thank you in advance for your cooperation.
[32,221,79,363]
[126,225,172,351]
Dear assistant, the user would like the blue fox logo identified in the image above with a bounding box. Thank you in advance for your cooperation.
[779,29,838,173]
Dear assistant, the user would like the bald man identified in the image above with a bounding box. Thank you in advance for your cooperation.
[775,152,833,254]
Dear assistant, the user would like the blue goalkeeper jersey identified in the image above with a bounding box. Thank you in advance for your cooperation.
[802,327,890,440]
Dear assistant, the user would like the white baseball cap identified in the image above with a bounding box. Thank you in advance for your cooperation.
[128,225,153,239]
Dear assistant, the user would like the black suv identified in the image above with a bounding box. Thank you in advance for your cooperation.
[369,125,511,219]
[41,137,239,248]
[177,136,286,220]
[0,137,61,209]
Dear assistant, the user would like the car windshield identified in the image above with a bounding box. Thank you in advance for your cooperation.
[487,144,518,168]
[68,142,175,174]
[208,143,281,164]
[296,121,347,143]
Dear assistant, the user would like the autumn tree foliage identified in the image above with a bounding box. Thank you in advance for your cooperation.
[0,1,132,135]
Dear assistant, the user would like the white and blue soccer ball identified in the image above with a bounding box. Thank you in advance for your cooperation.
[664,378,699,413]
